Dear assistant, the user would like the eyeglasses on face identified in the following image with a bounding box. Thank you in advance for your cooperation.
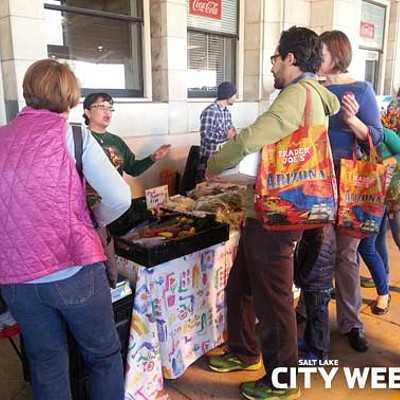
[270,53,281,65]
[90,104,115,112]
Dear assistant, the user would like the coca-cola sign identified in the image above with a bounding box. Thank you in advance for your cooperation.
[189,0,222,20]
[360,21,375,39]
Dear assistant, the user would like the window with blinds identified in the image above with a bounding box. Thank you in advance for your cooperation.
[187,0,238,98]
[44,0,144,98]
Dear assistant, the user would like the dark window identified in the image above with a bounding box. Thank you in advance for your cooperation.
[44,0,144,97]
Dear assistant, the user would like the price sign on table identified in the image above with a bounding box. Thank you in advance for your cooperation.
[145,184,169,210]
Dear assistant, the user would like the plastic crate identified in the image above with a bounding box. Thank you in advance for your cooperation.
[114,214,230,267]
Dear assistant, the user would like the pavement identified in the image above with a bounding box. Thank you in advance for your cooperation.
[2,233,400,400]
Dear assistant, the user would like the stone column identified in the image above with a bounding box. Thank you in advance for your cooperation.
[386,0,400,97]
[0,0,47,121]
[242,0,284,112]
[150,0,188,134]
[242,0,263,103]
[311,0,366,80]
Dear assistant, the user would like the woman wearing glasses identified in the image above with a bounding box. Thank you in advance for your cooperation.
[83,92,171,234]
[83,92,170,176]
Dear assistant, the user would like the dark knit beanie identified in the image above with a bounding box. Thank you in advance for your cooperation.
[217,81,237,100]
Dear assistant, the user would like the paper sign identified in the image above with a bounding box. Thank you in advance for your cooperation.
[145,185,169,210]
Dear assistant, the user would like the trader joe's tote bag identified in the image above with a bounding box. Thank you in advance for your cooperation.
[336,135,390,238]
[255,88,337,231]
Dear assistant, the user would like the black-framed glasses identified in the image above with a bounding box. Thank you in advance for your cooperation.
[90,104,115,112]
[270,53,280,65]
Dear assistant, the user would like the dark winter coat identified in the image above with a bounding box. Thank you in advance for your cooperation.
[294,225,336,291]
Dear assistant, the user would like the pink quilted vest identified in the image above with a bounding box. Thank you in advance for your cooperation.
[0,107,106,284]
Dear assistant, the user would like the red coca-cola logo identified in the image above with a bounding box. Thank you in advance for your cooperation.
[189,0,222,20]
[360,21,375,40]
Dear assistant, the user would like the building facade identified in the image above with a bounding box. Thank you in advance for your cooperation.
[0,0,399,195]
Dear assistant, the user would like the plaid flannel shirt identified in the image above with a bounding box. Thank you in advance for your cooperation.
[199,101,234,158]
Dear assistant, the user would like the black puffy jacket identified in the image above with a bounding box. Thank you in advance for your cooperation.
[294,225,336,291]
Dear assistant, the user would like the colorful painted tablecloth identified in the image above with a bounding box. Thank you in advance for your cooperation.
[117,232,240,400]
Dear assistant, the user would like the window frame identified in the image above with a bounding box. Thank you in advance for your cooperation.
[187,1,239,99]
[44,1,145,98]
[359,0,387,94]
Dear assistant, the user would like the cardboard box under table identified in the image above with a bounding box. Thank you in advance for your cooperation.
[114,215,237,400]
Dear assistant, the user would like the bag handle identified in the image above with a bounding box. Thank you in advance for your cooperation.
[352,131,377,163]
[71,124,84,179]
[303,88,311,128]
[71,123,99,229]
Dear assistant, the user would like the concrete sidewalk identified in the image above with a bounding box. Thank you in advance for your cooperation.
[164,234,400,400]
[2,234,400,400]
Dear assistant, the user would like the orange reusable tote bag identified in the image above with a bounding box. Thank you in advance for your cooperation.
[255,88,337,231]
[336,135,390,238]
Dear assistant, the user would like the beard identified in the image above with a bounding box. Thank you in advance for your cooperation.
[274,75,284,90]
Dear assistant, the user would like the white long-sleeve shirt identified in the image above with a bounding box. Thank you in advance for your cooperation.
[65,123,131,226]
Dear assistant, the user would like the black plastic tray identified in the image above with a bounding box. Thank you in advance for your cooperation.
[113,215,230,267]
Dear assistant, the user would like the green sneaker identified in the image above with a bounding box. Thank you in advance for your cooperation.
[208,352,262,373]
[240,380,300,400]
[360,277,375,288]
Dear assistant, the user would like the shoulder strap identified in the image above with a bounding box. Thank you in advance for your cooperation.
[71,123,99,228]
[71,124,84,180]
[303,88,311,128]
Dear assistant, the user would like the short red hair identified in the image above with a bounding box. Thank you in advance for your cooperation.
[23,59,80,113]
[320,30,352,74]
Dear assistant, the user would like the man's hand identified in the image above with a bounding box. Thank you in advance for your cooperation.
[226,128,236,140]
[151,144,171,161]
[205,168,226,182]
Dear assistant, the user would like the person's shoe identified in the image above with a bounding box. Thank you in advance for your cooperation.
[346,328,369,352]
[240,379,300,400]
[360,277,376,288]
[207,342,230,357]
[208,353,262,373]
[371,294,391,315]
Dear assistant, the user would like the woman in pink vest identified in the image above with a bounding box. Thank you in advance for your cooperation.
[0,59,131,400]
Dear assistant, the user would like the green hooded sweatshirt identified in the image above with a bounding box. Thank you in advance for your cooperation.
[207,77,340,218]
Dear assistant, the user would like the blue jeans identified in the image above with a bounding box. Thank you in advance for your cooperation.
[376,212,400,275]
[302,290,331,359]
[358,234,389,295]
[1,263,124,400]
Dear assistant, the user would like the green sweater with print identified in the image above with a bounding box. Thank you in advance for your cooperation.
[91,130,154,177]
[207,77,340,218]
[380,127,400,200]
[380,127,400,163]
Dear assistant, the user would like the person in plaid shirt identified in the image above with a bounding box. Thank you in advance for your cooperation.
[196,81,237,182]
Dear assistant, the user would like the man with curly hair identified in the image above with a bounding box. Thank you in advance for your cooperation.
[206,26,340,400]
